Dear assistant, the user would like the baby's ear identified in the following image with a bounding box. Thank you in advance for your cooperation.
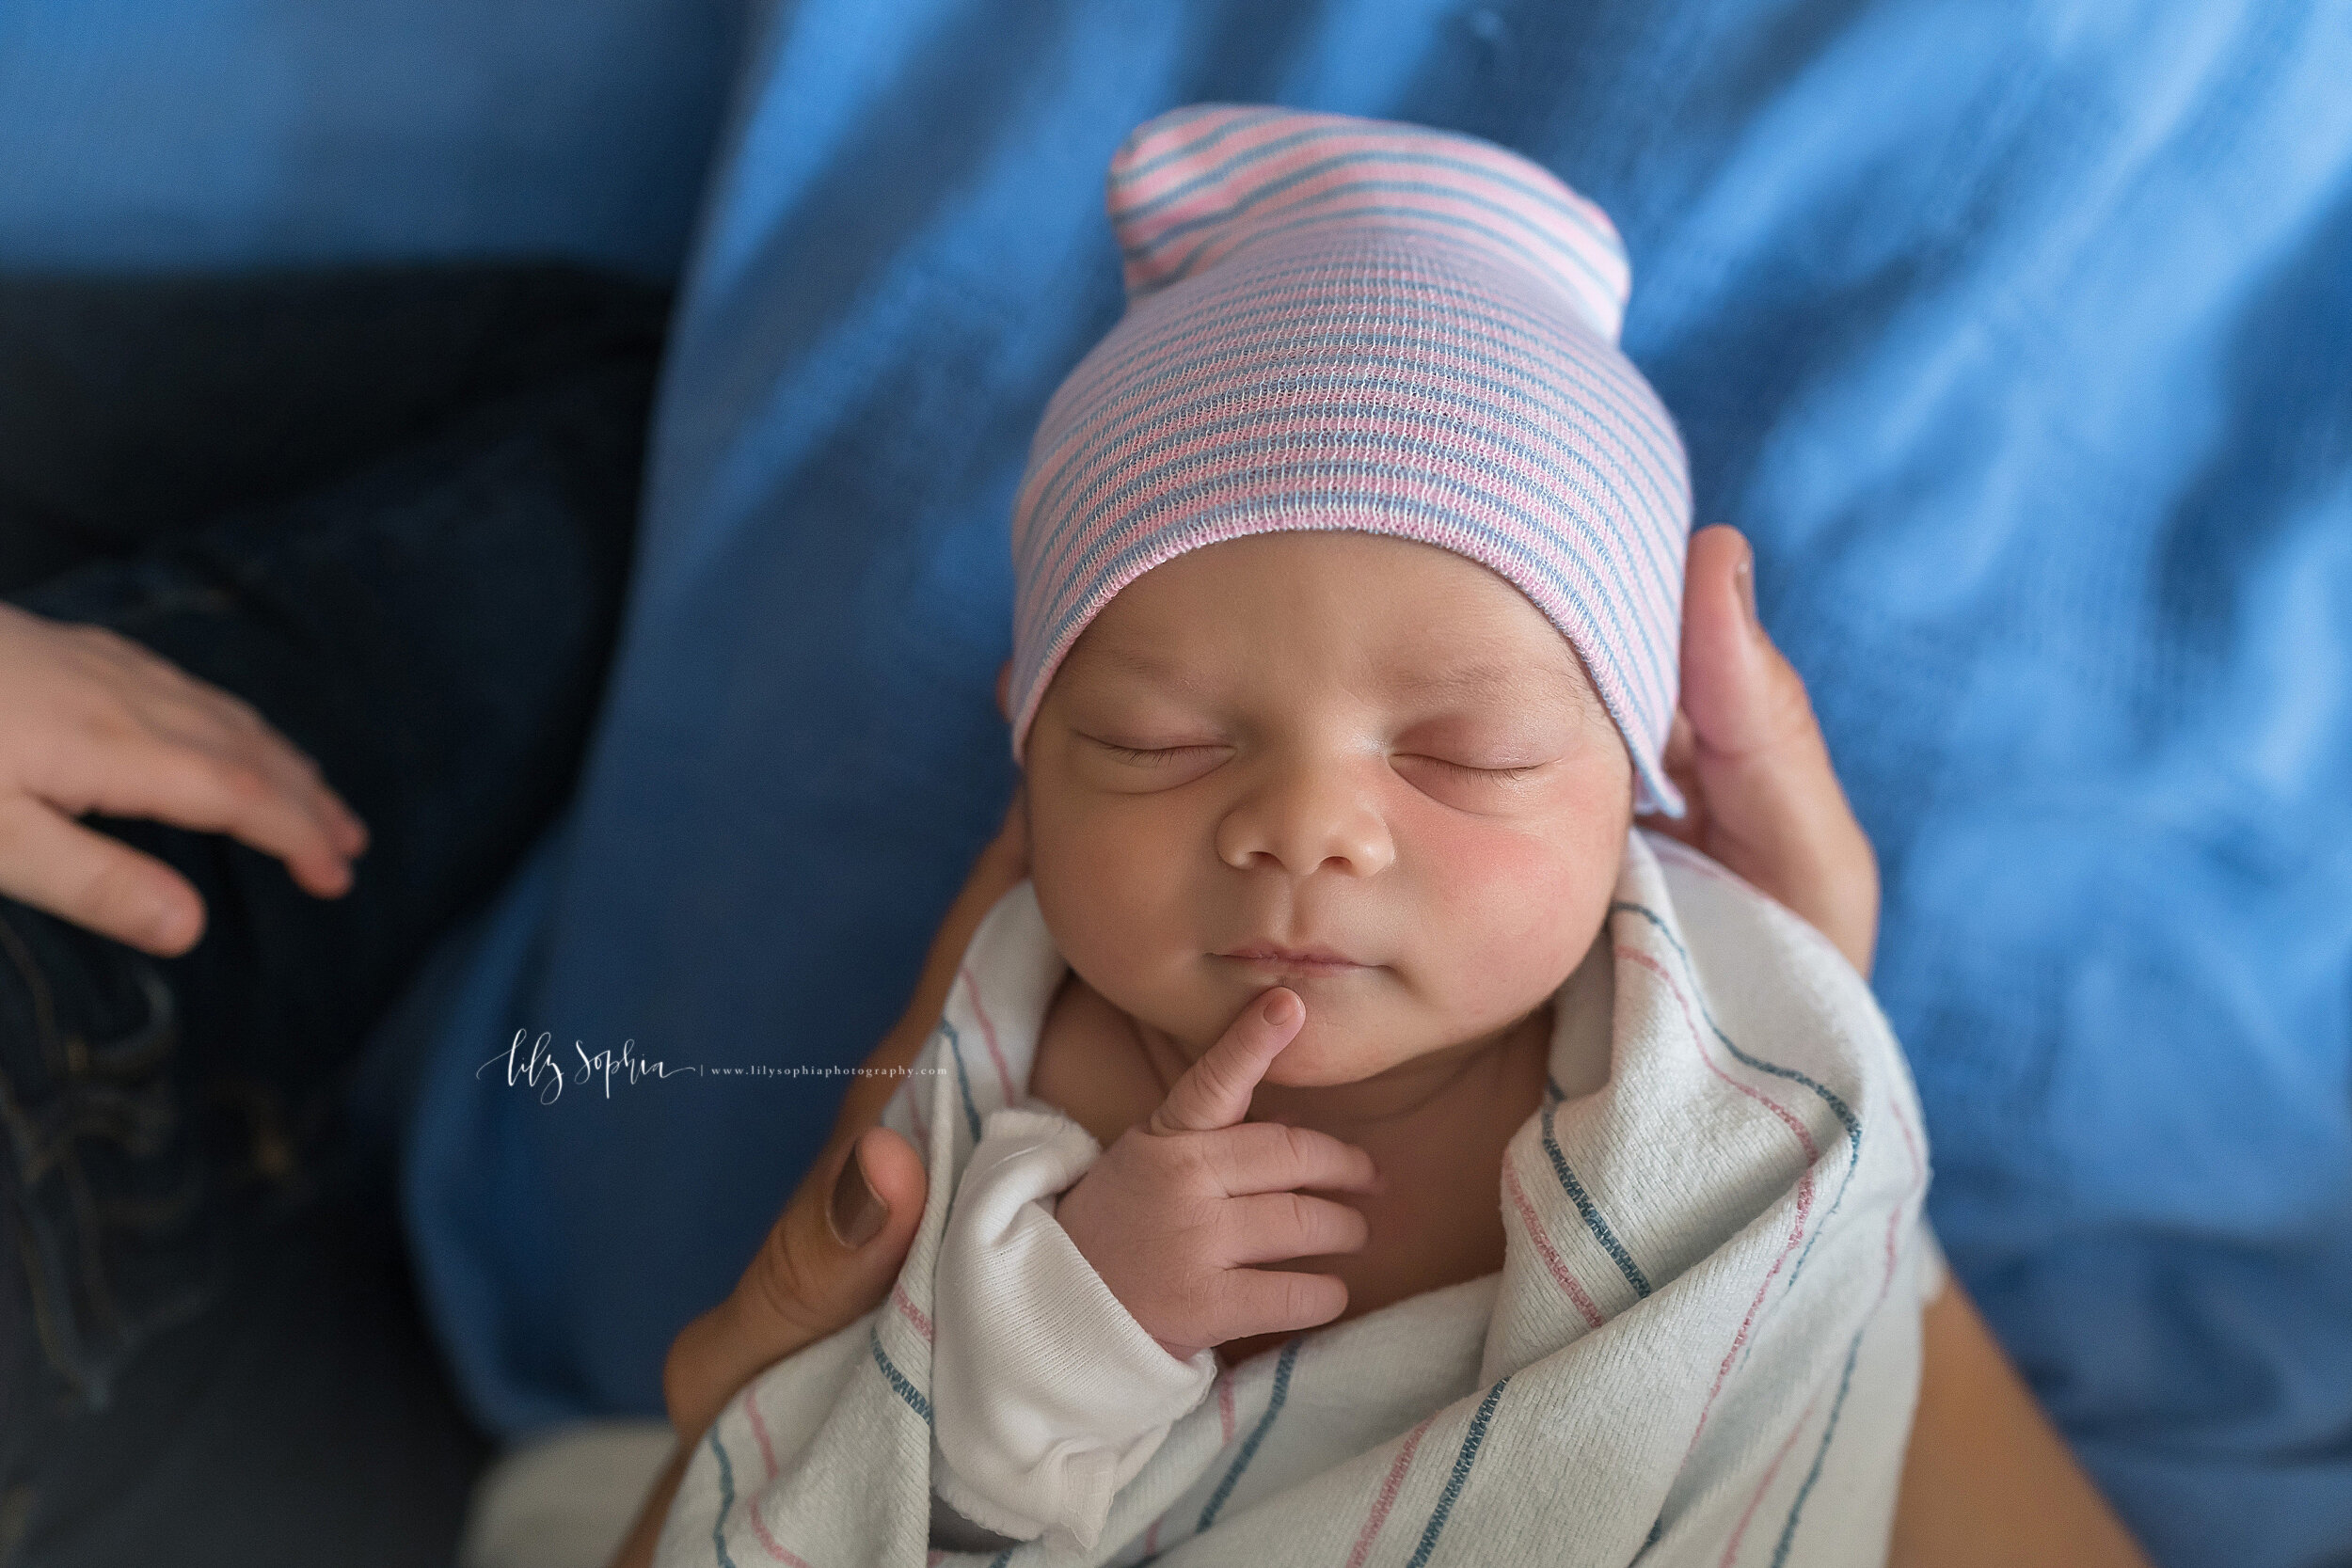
[995,659,1013,722]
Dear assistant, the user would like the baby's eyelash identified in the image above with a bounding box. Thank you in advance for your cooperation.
[1095,740,1212,764]
[1425,757,1545,781]
[1089,740,1540,779]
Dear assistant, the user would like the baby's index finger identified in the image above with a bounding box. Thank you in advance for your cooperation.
[1148,989,1303,1135]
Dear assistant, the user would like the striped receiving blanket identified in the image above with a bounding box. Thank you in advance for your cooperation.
[653,828,1936,1567]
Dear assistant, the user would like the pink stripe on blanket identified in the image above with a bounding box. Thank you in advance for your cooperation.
[1720,1392,1820,1568]
[729,1388,818,1567]
[1692,1193,1813,1460]
[1503,1161,1606,1330]
[893,1280,934,1343]
[1344,1412,1437,1568]
[1617,945,1821,1163]
[959,966,1020,1106]
[746,1388,780,1478]
[1616,944,1824,1459]
[746,1517,812,1568]
[1749,1083,1933,1556]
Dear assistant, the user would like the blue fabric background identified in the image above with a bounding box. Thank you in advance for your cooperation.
[0,0,744,277]
[5,3,2346,1564]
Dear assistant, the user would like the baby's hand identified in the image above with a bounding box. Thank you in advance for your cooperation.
[1055,990,1380,1361]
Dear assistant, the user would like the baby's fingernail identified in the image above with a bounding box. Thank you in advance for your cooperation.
[828,1144,887,1249]
[1736,546,1759,630]
[1262,991,1299,1027]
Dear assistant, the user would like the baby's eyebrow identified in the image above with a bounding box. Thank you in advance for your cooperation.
[1385,659,1520,692]
[1080,641,1596,714]
[1379,658,1591,713]
[1082,642,1205,690]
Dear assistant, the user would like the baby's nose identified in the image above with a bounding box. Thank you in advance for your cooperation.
[1214,757,1396,879]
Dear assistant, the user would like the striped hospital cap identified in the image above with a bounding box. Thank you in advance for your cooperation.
[1008,103,1692,816]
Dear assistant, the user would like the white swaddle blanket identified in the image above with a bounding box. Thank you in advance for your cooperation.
[655,829,1936,1568]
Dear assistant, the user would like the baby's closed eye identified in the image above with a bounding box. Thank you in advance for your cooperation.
[1092,738,1228,764]
[1395,754,1550,780]
[1071,732,1234,791]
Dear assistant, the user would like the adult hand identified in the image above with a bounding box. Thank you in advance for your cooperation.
[0,603,368,955]
[1635,525,1880,977]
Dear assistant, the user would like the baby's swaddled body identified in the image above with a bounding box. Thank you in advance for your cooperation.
[655,830,1935,1568]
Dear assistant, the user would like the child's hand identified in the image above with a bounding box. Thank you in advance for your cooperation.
[1055,989,1381,1361]
[0,603,369,956]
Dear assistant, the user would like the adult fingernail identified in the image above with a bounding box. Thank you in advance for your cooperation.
[1263,991,1299,1026]
[1736,546,1760,631]
[828,1144,887,1249]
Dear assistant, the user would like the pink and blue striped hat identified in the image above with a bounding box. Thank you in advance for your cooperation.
[1009,104,1692,816]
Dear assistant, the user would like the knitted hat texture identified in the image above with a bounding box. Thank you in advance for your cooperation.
[1008,103,1692,816]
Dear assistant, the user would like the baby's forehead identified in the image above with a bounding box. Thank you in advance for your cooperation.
[1079,578,1608,720]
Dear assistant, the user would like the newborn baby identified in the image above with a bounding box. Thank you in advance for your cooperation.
[657,104,1935,1568]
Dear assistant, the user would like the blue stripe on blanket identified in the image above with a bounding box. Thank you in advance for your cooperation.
[1612,897,1866,1288]
[1405,1374,1512,1568]
[1770,1326,1866,1568]
[869,1323,932,1424]
[1540,1101,1653,1298]
[1611,899,1864,1148]
[1197,1338,1302,1532]
[707,1427,742,1568]
[939,1019,985,1144]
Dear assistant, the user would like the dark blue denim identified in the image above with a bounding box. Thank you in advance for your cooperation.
[0,265,662,1568]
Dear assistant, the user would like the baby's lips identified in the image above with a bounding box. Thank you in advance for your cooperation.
[1218,940,1369,968]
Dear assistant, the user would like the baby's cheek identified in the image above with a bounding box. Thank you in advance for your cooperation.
[1410,817,1611,1007]
[1034,804,1200,1008]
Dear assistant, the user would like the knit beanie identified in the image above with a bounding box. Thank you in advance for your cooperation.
[1008,104,1692,816]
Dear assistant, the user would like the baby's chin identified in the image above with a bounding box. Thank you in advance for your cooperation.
[1261,1034,1411,1086]
[1163,997,1454,1088]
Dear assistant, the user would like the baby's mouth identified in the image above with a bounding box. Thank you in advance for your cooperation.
[1215,944,1373,975]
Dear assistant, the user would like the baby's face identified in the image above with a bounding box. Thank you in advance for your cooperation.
[1025,531,1634,1086]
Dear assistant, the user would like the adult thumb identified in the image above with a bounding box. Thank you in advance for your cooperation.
[1678,526,1816,763]
[1675,526,1880,978]
[663,1125,927,1440]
